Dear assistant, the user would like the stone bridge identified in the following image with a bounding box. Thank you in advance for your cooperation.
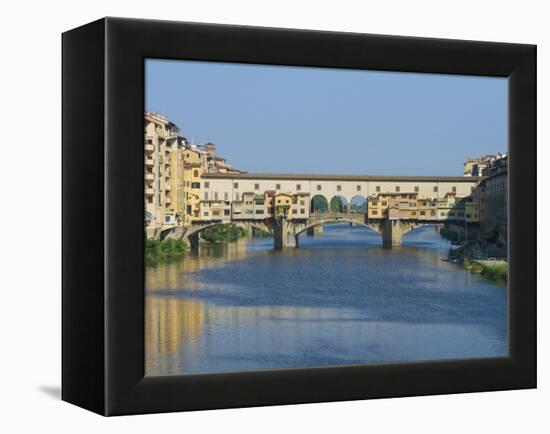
[161,212,425,249]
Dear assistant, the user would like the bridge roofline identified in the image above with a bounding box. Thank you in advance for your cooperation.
[201,172,484,182]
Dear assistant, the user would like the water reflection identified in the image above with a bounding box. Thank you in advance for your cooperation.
[145,224,507,376]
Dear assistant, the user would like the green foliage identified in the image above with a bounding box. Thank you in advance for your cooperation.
[480,263,508,282]
[200,224,247,243]
[251,227,272,238]
[446,238,507,283]
[440,227,460,242]
[330,196,347,213]
[145,237,188,267]
[311,196,328,213]
[470,263,483,274]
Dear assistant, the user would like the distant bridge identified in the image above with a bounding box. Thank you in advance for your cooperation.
[157,172,481,249]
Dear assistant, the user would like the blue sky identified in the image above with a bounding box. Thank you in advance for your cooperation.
[145,59,507,176]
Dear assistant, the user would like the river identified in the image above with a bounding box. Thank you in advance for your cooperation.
[145,224,508,376]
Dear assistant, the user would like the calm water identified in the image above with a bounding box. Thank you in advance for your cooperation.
[145,224,508,376]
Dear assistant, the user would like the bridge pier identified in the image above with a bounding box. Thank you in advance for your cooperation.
[187,232,199,250]
[273,217,298,249]
[382,220,402,248]
[380,219,416,248]
[306,224,323,236]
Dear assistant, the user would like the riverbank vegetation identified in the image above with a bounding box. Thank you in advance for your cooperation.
[251,227,272,238]
[440,226,460,242]
[448,241,507,283]
[200,224,247,243]
[145,237,189,266]
[463,258,507,283]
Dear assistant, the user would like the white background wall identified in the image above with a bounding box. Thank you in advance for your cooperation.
[0,1,546,432]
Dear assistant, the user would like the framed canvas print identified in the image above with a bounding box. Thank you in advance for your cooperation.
[62,17,536,415]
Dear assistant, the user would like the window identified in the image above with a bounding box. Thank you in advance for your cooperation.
[414,186,419,193]
[357,185,361,191]
[204,192,209,200]
[224,192,229,201]
[381,201,387,206]
[203,211,209,217]
[276,184,281,190]
[372,210,378,215]
[300,209,305,214]
[317,185,322,191]
[254,183,260,190]
[466,214,472,218]
[431,210,436,216]
[409,202,415,207]
[434,186,438,193]
[235,192,240,201]
[452,186,457,193]
[224,209,231,216]
[395,186,400,192]
[376,186,381,192]
[214,192,218,200]
[193,170,199,177]
[234,182,239,189]
[186,205,192,214]
[191,182,200,189]
[411,211,417,215]
[337,185,342,191]
[255,209,264,214]
[300,200,305,206]
[147,197,153,204]
[204,182,210,188]
[147,139,153,144]
[213,210,220,216]
[420,210,425,216]
[296,184,301,191]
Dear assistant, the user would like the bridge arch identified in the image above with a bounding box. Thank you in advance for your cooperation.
[350,194,368,214]
[159,221,273,242]
[329,195,349,213]
[188,221,272,239]
[310,194,329,214]
[295,216,382,238]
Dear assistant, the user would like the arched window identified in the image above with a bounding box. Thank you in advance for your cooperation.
[193,170,199,177]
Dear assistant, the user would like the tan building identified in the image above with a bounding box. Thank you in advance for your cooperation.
[274,193,294,218]
[479,158,507,244]
[182,159,202,224]
[144,112,187,236]
[368,192,418,220]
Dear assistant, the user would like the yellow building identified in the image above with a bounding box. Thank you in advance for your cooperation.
[180,146,204,225]
[368,192,418,220]
[274,193,294,218]
[417,198,438,221]
[144,112,187,236]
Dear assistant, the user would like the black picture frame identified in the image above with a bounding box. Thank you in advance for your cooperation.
[62,17,536,416]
